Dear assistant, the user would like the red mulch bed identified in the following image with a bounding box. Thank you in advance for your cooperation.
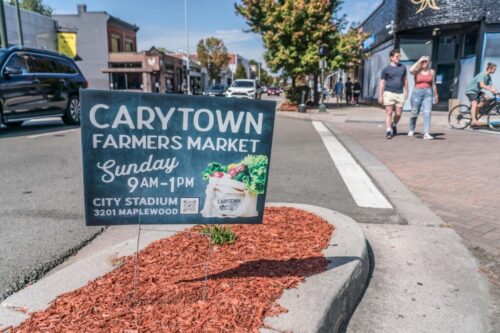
[9,207,333,333]
[277,101,298,112]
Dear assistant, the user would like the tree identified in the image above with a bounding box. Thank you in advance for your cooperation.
[235,63,248,79]
[236,0,343,89]
[9,0,53,16]
[330,26,369,72]
[196,37,229,85]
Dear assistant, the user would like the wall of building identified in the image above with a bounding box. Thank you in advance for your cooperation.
[54,11,110,90]
[107,21,136,52]
[361,0,396,51]
[4,3,57,50]
[398,0,500,31]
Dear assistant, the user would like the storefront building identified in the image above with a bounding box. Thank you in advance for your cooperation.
[361,0,500,110]
[54,5,139,90]
[104,47,184,93]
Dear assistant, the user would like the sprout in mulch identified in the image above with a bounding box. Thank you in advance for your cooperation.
[200,225,237,245]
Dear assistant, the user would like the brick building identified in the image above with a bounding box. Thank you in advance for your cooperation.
[361,0,500,110]
[54,5,138,90]
[104,47,184,94]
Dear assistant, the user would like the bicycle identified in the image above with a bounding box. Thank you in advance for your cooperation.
[448,94,500,132]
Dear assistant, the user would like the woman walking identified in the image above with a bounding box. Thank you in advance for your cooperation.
[408,56,438,139]
[353,80,362,105]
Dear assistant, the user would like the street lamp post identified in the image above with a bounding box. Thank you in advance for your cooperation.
[318,44,329,113]
[0,1,8,48]
[184,0,191,94]
[14,0,23,46]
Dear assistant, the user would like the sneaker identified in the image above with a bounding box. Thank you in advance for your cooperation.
[392,123,398,136]
[385,131,392,139]
[408,131,414,137]
[423,133,434,140]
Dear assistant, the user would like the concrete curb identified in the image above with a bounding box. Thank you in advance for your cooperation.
[0,204,369,333]
[262,203,369,333]
[0,224,195,329]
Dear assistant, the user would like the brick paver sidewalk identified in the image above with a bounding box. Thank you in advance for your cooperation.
[333,106,500,256]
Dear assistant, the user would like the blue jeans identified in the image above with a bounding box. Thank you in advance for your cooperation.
[409,88,433,133]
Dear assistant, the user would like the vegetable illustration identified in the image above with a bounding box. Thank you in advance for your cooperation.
[201,155,268,195]
[202,162,227,181]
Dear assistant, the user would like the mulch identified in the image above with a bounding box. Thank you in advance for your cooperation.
[7,207,333,333]
[277,102,298,112]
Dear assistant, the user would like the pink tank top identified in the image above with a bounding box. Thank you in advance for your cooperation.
[415,72,433,89]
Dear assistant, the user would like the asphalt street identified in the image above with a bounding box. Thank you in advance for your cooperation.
[0,119,102,301]
[0,97,401,302]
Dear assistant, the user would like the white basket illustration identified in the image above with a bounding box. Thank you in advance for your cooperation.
[201,177,258,218]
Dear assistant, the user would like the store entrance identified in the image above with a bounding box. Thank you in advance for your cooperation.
[435,34,459,108]
[436,63,455,101]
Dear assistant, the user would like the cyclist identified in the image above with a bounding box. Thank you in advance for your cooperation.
[465,62,497,126]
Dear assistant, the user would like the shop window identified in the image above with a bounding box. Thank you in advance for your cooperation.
[400,38,432,61]
[125,38,134,52]
[109,62,142,68]
[462,32,477,58]
[437,35,459,62]
[482,33,500,90]
[111,34,121,52]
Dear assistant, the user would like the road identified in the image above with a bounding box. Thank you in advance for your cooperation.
[0,95,401,301]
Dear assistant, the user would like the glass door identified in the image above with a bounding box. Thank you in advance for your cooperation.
[435,35,459,107]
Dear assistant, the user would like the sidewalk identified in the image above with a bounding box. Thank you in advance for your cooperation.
[280,104,499,332]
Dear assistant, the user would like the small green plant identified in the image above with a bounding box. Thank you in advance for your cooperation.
[201,225,237,245]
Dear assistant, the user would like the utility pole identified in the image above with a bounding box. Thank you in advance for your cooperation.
[184,0,191,94]
[0,1,8,48]
[258,62,261,81]
[318,44,329,113]
[15,0,24,46]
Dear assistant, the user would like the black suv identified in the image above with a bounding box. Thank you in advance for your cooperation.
[0,47,87,127]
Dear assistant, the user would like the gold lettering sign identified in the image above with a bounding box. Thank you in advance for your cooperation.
[411,0,440,14]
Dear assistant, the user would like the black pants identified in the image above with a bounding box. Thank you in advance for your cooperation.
[346,91,353,104]
[353,93,360,104]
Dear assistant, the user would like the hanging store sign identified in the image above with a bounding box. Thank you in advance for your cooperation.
[411,0,440,14]
[57,32,77,58]
[80,90,276,226]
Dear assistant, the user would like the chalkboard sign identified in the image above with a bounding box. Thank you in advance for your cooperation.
[80,90,276,225]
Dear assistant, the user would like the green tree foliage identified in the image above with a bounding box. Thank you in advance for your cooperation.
[235,63,248,79]
[9,0,53,16]
[196,37,229,84]
[330,26,369,71]
[235,0,343,87]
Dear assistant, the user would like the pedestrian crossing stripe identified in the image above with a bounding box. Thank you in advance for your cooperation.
[312,121,393,209]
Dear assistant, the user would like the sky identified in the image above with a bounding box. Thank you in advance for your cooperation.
[44,0,383,68]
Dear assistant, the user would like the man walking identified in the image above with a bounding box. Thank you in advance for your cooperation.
[335,78,344,106]
[378,49,408,139]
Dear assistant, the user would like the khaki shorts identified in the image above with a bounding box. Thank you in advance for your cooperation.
[383,91,405,107]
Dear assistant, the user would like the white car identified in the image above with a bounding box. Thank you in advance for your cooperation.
[225,79,262,99]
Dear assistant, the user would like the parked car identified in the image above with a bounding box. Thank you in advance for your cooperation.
[225,79,261,99]
[0,46,87,128]
[203,84,227,97]
[267,86,280,96]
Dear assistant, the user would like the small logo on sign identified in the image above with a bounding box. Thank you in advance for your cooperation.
[180,198,199,214]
